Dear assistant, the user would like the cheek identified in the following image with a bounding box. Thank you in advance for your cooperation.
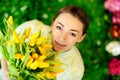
[65,42,75,51]
[52,29,59,39]
[67,38,77,47]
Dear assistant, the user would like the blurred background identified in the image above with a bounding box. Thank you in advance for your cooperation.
[0,0,120,80]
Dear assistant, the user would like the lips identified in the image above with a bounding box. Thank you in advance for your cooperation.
[54,41,66,49]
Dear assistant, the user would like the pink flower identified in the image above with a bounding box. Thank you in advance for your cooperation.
[104,0,120,13]
[112,15,120,24]
[108,58,120,75]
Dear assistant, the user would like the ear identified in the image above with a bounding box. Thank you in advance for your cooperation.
[77,34,86,43]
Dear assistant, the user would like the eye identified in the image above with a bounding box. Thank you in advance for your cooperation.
[56,26,62,30]
[70,33,76,37]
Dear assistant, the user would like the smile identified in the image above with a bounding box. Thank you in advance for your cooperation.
[55,41,66,48]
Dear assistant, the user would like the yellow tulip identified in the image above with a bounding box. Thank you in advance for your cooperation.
[26,58,33,67]
[43,44,52,48]
[30,60,39,70]
[30,32,39,41]
[38,55,47,61]
[30,40,36,46]
[24,27,31,39]
[36,37,45,45]
[56,69,64,73]
[22,35,26,40]
[8,16,14,26]
[45,71,56,79]
[42,44,52,50]
[32,53,39,59]
[28,55,32,60]
[14,53,23,59]
[19,37,24,44]
[7,41,12,47]
[38,46,46,55]
[53,64,62,68]
[38,61,49,68]
[13,31,20,44]
[30,32,40,46]
[21,56,25,61]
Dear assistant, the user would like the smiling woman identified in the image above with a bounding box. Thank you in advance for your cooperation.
[52,13,85,52]
[1,5,89,80]
[51,5,89,80]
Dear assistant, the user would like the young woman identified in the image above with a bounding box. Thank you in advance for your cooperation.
[1,5,89,80]
[51,5,89,80]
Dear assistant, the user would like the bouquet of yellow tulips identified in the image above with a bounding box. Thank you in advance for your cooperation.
[0,16,63,80]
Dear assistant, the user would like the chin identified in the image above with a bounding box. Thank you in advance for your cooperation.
[53,47,70,53]
[53,47,65,52]
[53,47,63,52]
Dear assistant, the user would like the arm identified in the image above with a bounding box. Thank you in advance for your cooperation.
[1,58,9,80]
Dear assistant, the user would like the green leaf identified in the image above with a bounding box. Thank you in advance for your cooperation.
[0,30,4,40]
[0,45,9,60]
[8,63,18,76]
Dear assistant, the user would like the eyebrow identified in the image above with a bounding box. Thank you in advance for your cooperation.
[58,22,64,27]
[58,22,79,33]
[70,29,79,33]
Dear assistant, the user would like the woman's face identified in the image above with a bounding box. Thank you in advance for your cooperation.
[52,13,85,52]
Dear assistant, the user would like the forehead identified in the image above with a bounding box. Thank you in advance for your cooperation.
[54,13,84,31]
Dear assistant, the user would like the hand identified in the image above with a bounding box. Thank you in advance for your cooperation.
[1,58,9,80]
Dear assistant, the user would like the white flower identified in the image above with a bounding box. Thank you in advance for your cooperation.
[105,41,120,56]
[112,46,120,56]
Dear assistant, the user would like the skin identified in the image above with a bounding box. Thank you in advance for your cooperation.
[52,13,86,52]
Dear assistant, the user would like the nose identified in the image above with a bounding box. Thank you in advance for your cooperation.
[59,33,67,42]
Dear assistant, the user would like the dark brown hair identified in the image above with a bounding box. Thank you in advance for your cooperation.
[53,5,90,35]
